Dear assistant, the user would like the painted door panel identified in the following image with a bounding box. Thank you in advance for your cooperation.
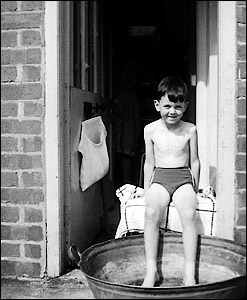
[69,87,113,252]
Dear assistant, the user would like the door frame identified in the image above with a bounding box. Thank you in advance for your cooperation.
[216,1,236,240]
[44,1,63,277]
[196,1,236,240]
[44,1,237,277]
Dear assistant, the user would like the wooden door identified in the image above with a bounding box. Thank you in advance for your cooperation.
[69,89,113,252]
[63,1,114,257]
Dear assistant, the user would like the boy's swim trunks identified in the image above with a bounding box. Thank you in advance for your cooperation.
[151,167,194,197]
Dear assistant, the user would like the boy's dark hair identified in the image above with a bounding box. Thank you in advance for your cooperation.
[157,76,188,102]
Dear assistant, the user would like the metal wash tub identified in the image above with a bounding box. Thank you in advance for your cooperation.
[74,232,246,299]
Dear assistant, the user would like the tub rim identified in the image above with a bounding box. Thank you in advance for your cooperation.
[79,232,246,291]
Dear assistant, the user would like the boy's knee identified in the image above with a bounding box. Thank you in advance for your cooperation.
[145,206,159,221]
[181,208,196,222]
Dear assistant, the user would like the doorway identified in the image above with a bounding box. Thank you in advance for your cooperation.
[105,0,197,190]
[46,1,237,277]
[59,0,197,274]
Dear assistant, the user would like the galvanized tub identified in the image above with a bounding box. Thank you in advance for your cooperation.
[78,232,246,299]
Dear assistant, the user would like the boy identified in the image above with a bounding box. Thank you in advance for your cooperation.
[141,76,200,287]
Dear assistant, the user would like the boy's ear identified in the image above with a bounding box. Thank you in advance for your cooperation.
[154,100,160,111]
[184,101,189,111]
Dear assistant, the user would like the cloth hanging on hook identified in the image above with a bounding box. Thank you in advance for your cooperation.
[78,116,109,191]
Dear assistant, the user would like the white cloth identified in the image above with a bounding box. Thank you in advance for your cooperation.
[115,184,217,238]
[115,184,167,238]
[78,116,109,191]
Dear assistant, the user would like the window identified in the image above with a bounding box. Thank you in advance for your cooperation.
[72,1,111,98]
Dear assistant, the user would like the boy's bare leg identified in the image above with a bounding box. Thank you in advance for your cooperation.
[142,217,160,287]
[142,184,170,287]
[173,184,198,286]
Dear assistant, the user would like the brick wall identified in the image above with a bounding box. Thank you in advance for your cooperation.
[235,1,246,244]
[1,1,46,277]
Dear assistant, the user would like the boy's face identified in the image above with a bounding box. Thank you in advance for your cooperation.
[154,94,188,125]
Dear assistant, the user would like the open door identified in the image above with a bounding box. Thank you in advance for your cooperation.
[62,1,114,263]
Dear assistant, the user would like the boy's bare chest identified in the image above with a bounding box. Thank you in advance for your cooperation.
[152,129,189,153]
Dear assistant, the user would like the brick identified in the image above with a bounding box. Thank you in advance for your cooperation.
[238,62,246,79]
[237,209,246,226]
[236,154,246,171]
[1,154,18,169]
[1,66,18,82]
[18,154,42,169]
[237,117,246,134]
[1,136,18,152]
[1,1,17,12]
[1,31,18,47]
[1,172,18,187]
[1,260,16,276]
[237,190,246,207]
[237,98,246,116]
[238,44,246,61]
[1,83,42,100]
[236,172,246,189]
[1,243,20,257]
[27,49,42,64]
[24,244,41,259]
[1,259,42,277]
[21,30,42,47]
[234,228,246,245]
[24,207,43,222]
[18,120,41,135]
[1,49,24,65]
[22,66,41,82]
[24,102,43,117]
[27,226,43,241]
[1,225,26,240]
[1,48,42,65]
[1,13,41,30]
[237,135,246,153]
[1,188,10,201]
[1,224,43,242]
[21,136,42,152]
[1,119,12,134]
[237,24,246,43]
[1,120,41,134]
[1,225,11,239]
[237,5,246,23]
[1,188,44,205]
[16,261,41,277]
[1,206,19,222]
[1,154,42,170]
[22,172,43,187]
[21,1,44,11]
[1,102,18,117]
[237,81,246,98]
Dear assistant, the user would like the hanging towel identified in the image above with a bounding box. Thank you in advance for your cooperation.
[78,116,109,191]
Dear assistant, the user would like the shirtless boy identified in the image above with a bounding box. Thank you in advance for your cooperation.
[141,76,200,287]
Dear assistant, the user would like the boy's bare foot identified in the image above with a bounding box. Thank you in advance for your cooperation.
[141,271,160,287]
[183,277,196,286]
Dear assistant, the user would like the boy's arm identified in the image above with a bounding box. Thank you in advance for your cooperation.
[189,125,201,193]
[143,126,155,193]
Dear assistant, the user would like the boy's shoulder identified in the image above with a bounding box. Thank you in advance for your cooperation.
[181,121,197,135]
[144,119,160,131]
[181,120,196,128]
